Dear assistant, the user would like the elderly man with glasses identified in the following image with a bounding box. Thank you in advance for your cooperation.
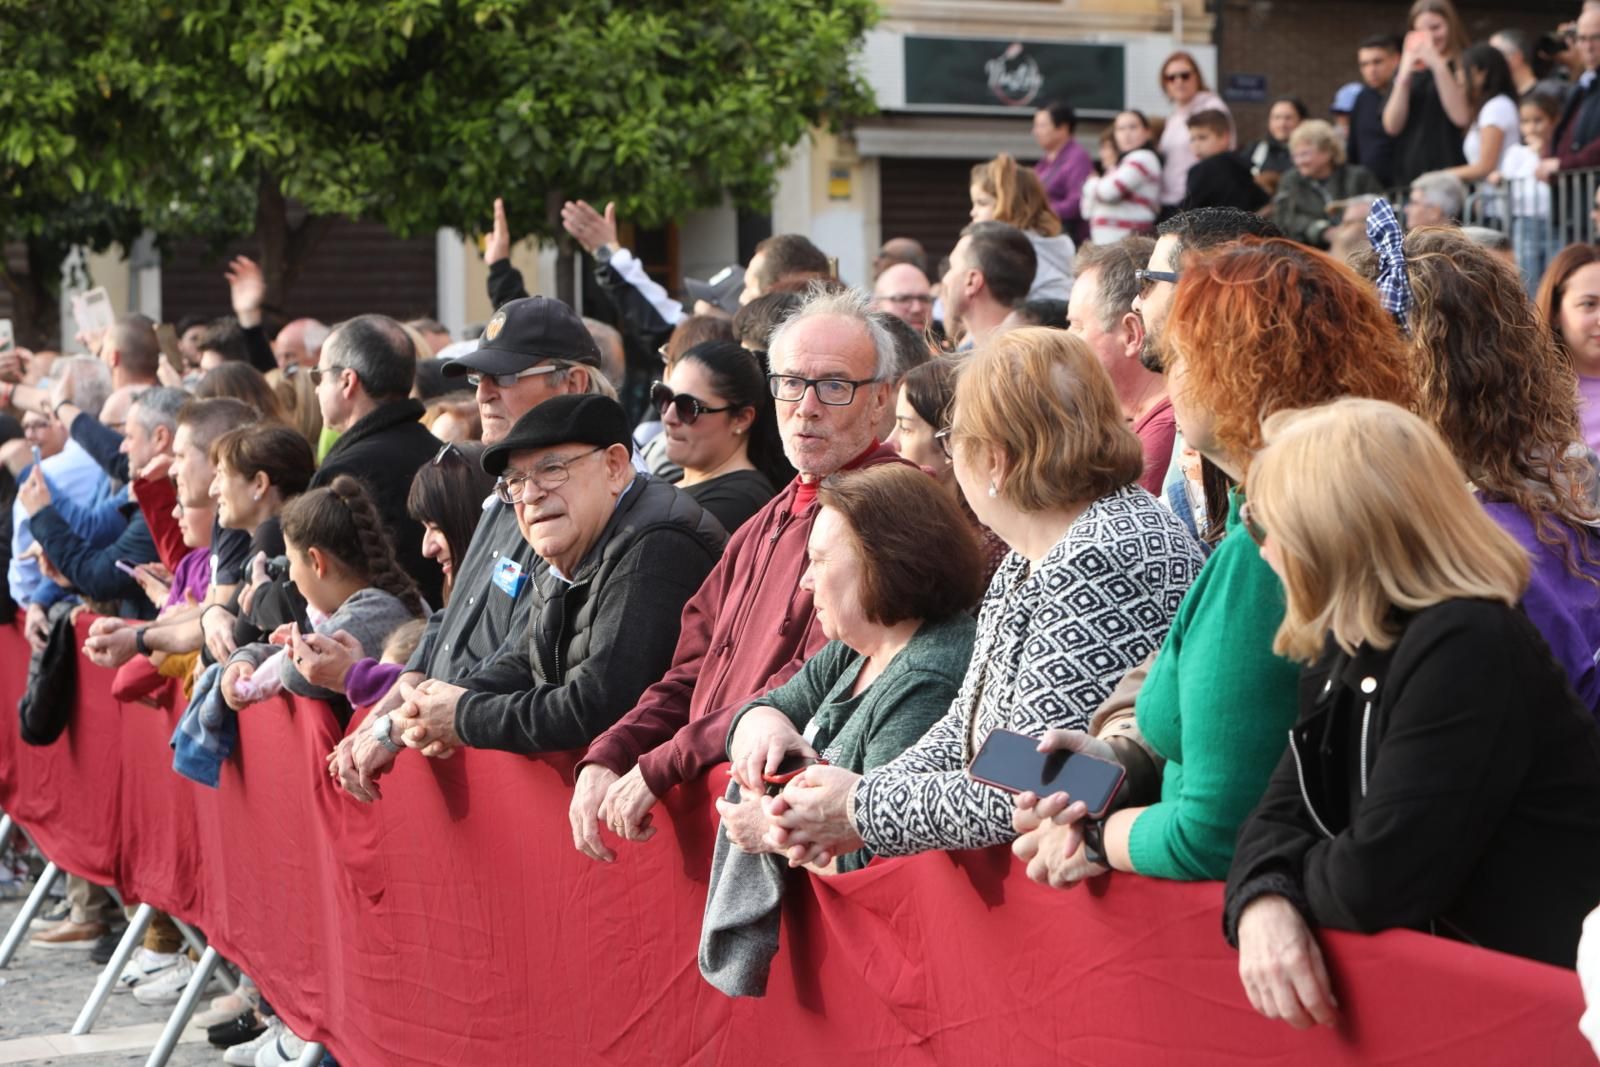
[327,296,616,801]
[567,287,911,861]
[384,394,726,759]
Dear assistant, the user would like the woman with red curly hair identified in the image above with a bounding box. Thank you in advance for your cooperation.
[1012,237,1419,890]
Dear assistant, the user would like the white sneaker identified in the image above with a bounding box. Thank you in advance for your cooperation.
[132,953,219,1006]
[113,947,181,994]
[225,1017,284,1067]
[254,1028,306,1067]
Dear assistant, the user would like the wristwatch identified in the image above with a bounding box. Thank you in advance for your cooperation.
[370,713,404,755]
[593,244,614,266]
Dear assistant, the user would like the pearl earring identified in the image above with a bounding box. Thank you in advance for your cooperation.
[252,491,261,501]
[987,481,997,498]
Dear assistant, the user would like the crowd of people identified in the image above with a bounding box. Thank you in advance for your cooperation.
[6,0,1600,1060]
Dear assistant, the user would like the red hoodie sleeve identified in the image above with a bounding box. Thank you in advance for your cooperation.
[634,610,829,796]
[575,523,742,779]
[135,475,185,571]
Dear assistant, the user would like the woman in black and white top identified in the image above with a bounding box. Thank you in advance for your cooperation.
[763,327,1203,864]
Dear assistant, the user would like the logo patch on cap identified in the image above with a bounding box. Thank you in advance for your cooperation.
[485,311,507,342]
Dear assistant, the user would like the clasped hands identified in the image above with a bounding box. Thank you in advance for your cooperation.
[1009,729,1114,888]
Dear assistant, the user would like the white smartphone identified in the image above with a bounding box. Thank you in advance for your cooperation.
[0,318,14,355]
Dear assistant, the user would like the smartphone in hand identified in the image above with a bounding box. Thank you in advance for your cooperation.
[968,729,1125,818]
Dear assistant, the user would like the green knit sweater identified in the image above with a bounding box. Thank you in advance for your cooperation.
[1128,490,1301,880]
[728,613,976,872]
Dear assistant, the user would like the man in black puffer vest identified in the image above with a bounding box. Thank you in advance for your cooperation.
[387,394,727,755]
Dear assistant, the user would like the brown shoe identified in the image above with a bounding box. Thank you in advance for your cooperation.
[29,918,108,949]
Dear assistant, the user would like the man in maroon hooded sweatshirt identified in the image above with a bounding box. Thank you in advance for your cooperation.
[570,289,909,861]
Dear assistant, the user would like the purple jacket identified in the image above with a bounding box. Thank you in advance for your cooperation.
[1035,141,1092,245]
[346,658,405,709]
[1484,501,1600,716]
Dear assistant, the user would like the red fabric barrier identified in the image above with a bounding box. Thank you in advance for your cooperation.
[0,617,1592,1066]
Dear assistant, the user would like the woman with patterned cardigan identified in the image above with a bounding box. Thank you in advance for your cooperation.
[1009,238,1421,889]
[762,327,1204,864]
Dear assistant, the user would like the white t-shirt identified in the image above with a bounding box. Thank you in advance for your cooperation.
[1464,94,1519,171]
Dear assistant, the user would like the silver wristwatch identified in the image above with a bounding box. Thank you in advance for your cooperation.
[370,713,404,754]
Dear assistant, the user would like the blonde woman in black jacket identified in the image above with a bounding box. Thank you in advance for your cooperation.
[1223,398,1600,1029]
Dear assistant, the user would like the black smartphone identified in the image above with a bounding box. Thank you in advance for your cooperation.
[968,729,1125,818]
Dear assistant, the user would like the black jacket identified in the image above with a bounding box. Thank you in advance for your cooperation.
[1181,153,1270,213]
[1347,86,1396,188]
[1224,599,1600,968]
[311,398,443,609]
[453,474,726,754]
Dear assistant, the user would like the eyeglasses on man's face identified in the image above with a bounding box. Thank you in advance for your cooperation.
[467,362,567,390]
[308,364,348,387]
[879,293,934,307]
[767,373,878,406]
[494,445,605,504]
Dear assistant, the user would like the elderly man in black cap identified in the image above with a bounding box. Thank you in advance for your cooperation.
[325,296,618,800]
[382,394,726,757]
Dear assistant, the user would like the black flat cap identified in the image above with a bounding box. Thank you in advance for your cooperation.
[443,295,602,379]
[481,394,631,476]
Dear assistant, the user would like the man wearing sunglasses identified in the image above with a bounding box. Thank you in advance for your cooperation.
[568,288,911,862]
[330,296,611,800]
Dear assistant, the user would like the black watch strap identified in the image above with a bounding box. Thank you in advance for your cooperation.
[133,627,149,656]
[1082,818,1109,867]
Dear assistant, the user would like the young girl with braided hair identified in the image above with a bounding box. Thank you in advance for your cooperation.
[220,474,427,712]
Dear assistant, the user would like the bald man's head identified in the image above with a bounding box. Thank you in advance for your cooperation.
[874,237,928,278]
[871,262,935,331]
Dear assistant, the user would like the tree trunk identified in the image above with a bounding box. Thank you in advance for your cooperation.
[545,187,577,311]
[0,240,63,349]
[254,171,335,320]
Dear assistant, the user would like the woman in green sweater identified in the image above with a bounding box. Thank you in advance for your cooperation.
[1011,237,1420,885]
[715,463,985,873]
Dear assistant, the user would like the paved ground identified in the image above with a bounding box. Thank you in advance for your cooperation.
[0,892,217,1067]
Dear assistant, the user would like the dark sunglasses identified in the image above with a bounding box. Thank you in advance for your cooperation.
[651,381,732,425]
[1165,69,1196,83]
[1134,268,1180,297]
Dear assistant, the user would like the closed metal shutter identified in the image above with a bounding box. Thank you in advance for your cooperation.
[878,156,988,277]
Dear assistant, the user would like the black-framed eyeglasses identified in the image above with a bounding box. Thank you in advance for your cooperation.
[432,441,461,466]
[466,363,567,390]
[651,381,733,425]
[493,446,604,504]
[1240,500,1268,547]
[768,373,878,406]
[308,364,348,387]
[1134,269,1181,298]
[879,293,934,306]
[935,427,953,460]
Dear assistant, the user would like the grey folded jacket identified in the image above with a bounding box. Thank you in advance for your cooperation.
[698,780,788,997]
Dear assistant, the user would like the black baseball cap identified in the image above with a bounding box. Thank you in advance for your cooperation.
[442,295,602,379]
[481,394,631,476]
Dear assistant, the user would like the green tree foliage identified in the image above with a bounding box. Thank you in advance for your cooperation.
[0,0,878,329]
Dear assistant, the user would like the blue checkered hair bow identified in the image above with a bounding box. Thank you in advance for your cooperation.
[1366,197,1410,335]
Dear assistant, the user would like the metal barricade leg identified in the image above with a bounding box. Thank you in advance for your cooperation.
[70,901,154,1035]
[170,916,236,992]
[0,813,14,851]
[295,1041,326,1067]
[142,944,220,1067]
[0,860,59,967]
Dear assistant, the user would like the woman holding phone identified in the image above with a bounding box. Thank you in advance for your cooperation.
[760,328,1203,866]
[1382,0,1472,186]
[1224,398,1600,1028]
